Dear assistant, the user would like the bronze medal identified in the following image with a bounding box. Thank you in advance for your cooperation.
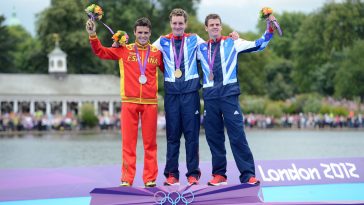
[208,73,214,81]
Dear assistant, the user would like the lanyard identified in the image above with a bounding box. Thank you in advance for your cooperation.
[208,42,219,73]
[134,44,150,75]
[171,36,185,69]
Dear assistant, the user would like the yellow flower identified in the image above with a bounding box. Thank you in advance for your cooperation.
[262,7,273,16]
[112,34,119,41]
[260,7,273,19]
[94,6,103,15]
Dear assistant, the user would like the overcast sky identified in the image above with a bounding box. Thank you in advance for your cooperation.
[0,0,339,36]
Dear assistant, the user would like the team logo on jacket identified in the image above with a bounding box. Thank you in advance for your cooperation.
[127,55,159,65]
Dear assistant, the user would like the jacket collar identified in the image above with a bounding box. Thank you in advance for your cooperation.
[134,40,150,49]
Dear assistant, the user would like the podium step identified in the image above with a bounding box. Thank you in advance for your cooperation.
[90,184,263,205]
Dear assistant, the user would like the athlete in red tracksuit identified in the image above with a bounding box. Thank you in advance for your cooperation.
[86,17,163,187]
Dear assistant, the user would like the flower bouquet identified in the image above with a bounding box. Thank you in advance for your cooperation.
[85,4,115,35]
[260,7,282,36]
[85,4,103,20]
[112,30,129,47]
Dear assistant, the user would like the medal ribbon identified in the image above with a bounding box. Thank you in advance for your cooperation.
[266,19,283,36]
[87,13,115,35]
[208,42,219,75]
[134,44,150,76]
[171,35,185,70]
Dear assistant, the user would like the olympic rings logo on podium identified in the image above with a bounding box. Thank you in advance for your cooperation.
[154,189,195,205]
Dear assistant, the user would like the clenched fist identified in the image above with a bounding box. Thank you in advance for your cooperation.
[86,19,96,36]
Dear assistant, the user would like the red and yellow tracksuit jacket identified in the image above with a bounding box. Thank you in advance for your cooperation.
[89,36,163,104]
[89,36,163,185]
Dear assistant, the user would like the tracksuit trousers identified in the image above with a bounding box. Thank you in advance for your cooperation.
[203,95,255,183]
[164,91,201,179]
[120,102,158,185]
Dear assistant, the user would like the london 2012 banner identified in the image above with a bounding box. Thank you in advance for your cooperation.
[255,157,364,186]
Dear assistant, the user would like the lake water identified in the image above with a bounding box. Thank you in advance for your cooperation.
[0,129,363,169]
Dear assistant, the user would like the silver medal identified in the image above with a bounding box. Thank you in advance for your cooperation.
[139,75,147,84]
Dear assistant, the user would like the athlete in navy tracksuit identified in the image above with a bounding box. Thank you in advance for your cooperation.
[197,13,275,185]
[153,9,205,185]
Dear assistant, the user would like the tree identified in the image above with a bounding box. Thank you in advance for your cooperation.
[292,0,364,94]
[257,12,307,59]
[0,15,16,72]
[334,40,364,101]
[7,25,45,73]
[265,59,295,100]
[36,0,114,74]
[34,0,201,76]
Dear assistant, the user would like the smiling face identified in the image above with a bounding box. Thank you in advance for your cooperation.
[134,26,151,45]
[205,18,222,40]
[170,15,187,36]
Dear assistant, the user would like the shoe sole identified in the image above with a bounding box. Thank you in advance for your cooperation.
[207,182,227,186]
[188,182,199,186]
[164,182,180,186]
[247,181,260,185]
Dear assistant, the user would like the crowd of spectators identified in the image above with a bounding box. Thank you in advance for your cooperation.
[243,112,364,129]
[0,111,115,132]
[1,111,363,132]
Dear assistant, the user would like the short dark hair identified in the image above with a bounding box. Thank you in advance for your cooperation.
[134,17,152,32]
[169,8,188,23]
[204,14,221,26]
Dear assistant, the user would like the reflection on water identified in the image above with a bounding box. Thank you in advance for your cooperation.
[0,130,363,169]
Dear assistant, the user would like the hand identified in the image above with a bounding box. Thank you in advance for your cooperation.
[229,31,240,40]
[86,19,96,36]
[112,42,120,48]
[266,15,277,32]
[268,14,276,22]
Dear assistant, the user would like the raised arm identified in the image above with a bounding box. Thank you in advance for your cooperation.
[86,19,120,60]
[234,15,276,53]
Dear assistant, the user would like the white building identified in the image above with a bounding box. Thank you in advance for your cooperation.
[0,41,120,116]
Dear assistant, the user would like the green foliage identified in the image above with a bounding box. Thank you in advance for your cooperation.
[291,93,322,113]
[36,0,114,74]
[265,58,294,100]
[240,95,268,114]
[319,104,351,116]
[3,0,363,104]
[0,15,16,72]
[331,106,349,116]
[319,104,332,114]
[283,103,298,114]
[157,94,165,112]
[80,103,98,128]
[264,101,284,117]
[302,96,322,113]
[6,25,46,73]
[292,0,364,94]
[257,12,307,59]
[185,16,209,40]
[237,44,273,96]
[334,40,364,100]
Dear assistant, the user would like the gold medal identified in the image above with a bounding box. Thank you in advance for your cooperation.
[174,69,182,78]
